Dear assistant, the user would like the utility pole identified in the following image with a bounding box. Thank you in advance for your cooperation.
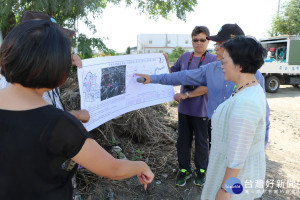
[278,0,280,14]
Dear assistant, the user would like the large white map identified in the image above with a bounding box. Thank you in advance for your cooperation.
[78,53,175,131]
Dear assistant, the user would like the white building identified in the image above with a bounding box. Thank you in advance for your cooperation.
[137,34,193,54]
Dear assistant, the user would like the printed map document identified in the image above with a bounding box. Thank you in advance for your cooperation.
[78,53,175,131]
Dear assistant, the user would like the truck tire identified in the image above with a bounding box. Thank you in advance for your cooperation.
[265,76,280,93]
[292,85,299,88]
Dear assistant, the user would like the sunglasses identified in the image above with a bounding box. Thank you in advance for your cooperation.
[192,38,207,43]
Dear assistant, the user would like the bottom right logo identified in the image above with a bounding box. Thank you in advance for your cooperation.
[225,177,244,194]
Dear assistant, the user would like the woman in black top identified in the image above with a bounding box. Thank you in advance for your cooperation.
[0,20,154,200]
[0,11,90,123]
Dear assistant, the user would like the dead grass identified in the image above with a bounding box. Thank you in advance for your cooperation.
[60,72,179,199]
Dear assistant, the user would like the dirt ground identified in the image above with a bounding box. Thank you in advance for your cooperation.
[158,85,300,200]
[262,85,300,200]
[81,85,300,200]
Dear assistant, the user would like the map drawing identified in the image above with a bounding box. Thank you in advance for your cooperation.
[83,72,100,102]
[78,53,174,131]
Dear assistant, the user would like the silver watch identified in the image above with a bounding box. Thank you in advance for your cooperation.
[185,91,189,98]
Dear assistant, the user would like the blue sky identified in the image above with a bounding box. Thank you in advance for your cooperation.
[78,0,287,53]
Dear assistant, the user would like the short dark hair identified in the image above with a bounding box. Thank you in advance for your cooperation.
[191,26,210,37]
[0,20,71,88]
[222,36,267,74]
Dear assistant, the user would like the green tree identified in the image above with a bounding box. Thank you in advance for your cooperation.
[0,0,197,58]
[126,46,131,54]
[269,0,300,36]
[167,46,185,62]
[171,46,185,58]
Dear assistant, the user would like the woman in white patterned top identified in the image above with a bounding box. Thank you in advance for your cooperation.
[201,36,267,200]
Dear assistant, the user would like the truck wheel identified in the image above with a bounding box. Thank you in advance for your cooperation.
[265,76,280,93]
[292,85,299,88]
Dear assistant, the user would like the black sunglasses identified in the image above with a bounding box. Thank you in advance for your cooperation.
[192,38,207,43]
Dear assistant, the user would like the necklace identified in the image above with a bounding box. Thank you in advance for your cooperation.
[232,80,257,96]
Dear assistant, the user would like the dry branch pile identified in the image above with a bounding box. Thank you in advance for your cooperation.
[60,72,179,199]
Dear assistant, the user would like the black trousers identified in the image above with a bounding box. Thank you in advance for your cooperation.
[177,113,209,173]
[208,119,212,150]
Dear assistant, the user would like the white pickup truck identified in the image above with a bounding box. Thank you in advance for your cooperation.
[260,35,300,93]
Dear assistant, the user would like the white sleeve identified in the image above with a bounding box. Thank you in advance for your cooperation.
[42,89,65,110]
[0,75,9,89]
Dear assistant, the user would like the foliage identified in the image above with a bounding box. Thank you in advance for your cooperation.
[127,0,198,21]
[0,0,109,57]
[0,0,106,36]
[116,150,127,159]
[111,137,118,146]
[0,0,198,57]
[269,0,300,36]
[126,46,131,54]
[77,34,115,59]
[131,149,144,161]
[170,100,178,107]
[168,46,186,62]
[171,46,185,58]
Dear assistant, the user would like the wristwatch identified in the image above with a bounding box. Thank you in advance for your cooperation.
[185,91,189,98]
